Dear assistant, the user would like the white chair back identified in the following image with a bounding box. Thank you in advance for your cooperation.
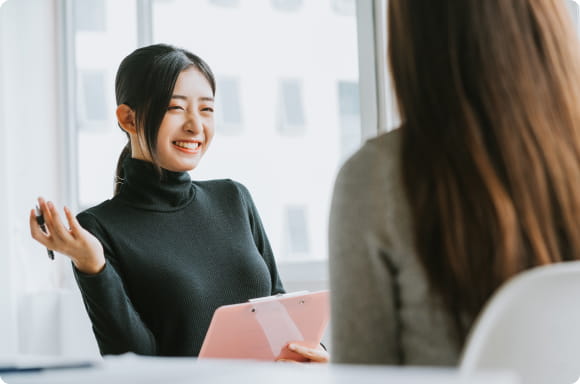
[460,261,580,384]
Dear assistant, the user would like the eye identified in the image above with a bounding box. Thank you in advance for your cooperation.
[202,107,214,113]
[167,105,184,111]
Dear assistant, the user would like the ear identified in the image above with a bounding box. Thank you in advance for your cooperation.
[116,104,137,135]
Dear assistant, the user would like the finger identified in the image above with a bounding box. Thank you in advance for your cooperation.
[29,209,49,245]
[44,201,70,242]
[288,344,329,363]
[306,351,329,363]
[288,343,312,356]
[64,206,81,236]
[37,197,48,216]
[37,197,53,231]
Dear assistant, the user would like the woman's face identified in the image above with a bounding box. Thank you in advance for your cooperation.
[149,67,215,172]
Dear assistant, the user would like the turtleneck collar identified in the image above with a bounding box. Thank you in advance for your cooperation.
[116,158,196,211]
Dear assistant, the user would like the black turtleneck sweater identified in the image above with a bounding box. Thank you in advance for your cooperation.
[73,158,285,356]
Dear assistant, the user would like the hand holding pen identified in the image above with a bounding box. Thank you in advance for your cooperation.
[29,197,106,275]
[34,205,55,260]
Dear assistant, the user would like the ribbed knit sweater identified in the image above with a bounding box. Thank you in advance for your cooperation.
[73,158,285,356]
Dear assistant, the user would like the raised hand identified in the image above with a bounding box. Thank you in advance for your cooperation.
[29,197,106,275]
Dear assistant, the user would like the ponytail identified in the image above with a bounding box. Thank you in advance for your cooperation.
[114,142,131,196]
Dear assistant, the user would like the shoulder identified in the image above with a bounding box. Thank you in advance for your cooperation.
[368,127,402,161]
[192,178,248,196]
[335,129,402,194]
[331,129,408,248]
[76,199,119,231]
[192,179,254,206]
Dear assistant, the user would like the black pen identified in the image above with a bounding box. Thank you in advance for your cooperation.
[35,205,55,260]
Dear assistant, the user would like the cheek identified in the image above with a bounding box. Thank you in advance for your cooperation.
[205,123,216,143]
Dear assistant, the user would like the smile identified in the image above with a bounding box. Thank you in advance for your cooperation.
[173,141,201,153]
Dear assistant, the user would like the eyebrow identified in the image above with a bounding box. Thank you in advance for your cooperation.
[171,94,214,103]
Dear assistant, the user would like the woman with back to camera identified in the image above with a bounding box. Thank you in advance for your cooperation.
[329,0,580,365]
[29,43,327,361]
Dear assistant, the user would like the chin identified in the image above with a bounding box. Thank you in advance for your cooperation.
[159,153,202,172]
[160,162,198,173]
[177,162,199,172]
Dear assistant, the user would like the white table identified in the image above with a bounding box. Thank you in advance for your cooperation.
[2,354,519,384]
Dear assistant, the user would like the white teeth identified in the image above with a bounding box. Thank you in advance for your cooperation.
[173,141,199,149]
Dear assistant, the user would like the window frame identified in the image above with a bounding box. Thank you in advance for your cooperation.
[60,0,79,212]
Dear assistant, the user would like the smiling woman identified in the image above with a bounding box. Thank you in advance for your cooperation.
[29,44,327,362]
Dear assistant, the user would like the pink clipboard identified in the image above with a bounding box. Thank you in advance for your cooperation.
[198,290,329,361]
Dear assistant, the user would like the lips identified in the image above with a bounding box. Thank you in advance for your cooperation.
[172,140,201,153]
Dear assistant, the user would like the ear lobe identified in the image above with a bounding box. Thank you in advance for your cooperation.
[116,104,137,134]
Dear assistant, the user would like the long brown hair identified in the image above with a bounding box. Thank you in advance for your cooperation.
[389,0,580,343]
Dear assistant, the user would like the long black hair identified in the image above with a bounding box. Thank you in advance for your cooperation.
[114,43,216,195]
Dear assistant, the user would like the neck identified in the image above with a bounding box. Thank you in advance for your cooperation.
[115,157,196,211]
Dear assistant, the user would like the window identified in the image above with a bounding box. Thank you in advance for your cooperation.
[151,0,362,261]
[567,0,580,34]
[283,205,310,257]
[73,0,138,208]
[332,0,356,17]
[271,0,302,12]
[209,0,239,7]
[69,0,367,263]
[215,76,243,135]
[277,79,305,135]
[75,0,106,32]
[77,69,108,130]
[337,81,361,161]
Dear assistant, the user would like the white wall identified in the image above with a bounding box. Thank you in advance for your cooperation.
[0,0,17,356]
[0,0,74,355]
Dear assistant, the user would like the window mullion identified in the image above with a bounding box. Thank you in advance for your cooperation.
[356,0,391,138]
[58,0,79,211]
[137,0,153,47]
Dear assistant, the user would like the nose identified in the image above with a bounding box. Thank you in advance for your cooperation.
[183,111,202,134]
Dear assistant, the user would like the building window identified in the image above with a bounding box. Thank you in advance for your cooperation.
[209,0,239,7]
[567,0,580,34]
[271,0,302,12]
[73,0,137,208]
[277,79,305,135]
[77,70,108,130]
[75,0,106,32]
[332,0,356,17]
[284,205,310,256]
[216,76,243,135]
[337,81,361,161]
